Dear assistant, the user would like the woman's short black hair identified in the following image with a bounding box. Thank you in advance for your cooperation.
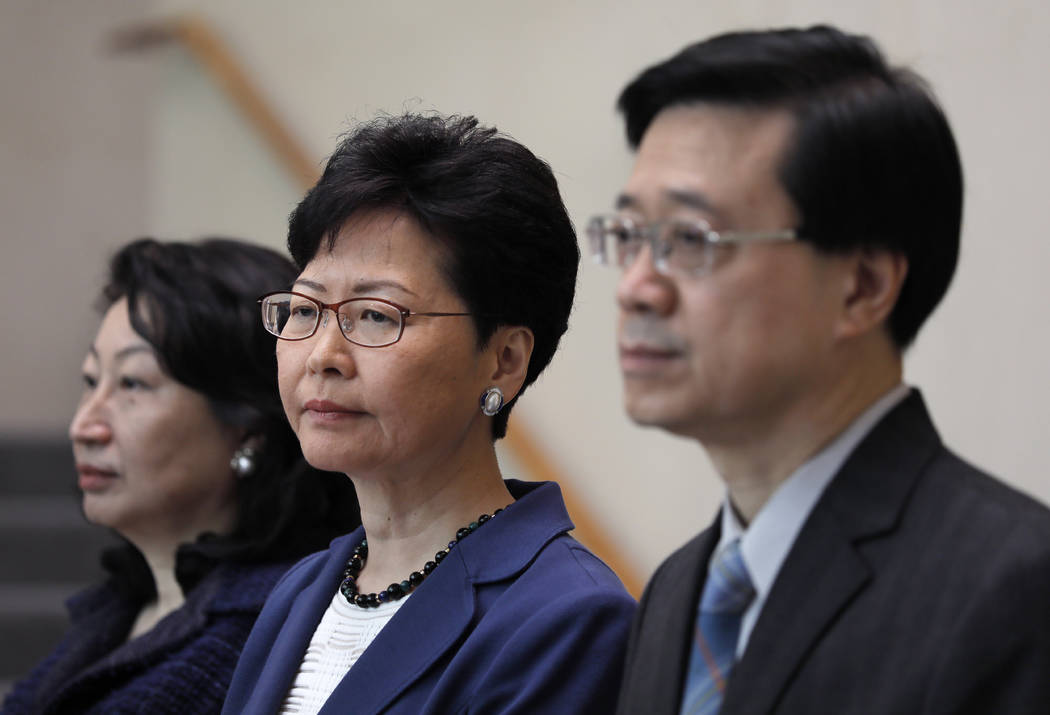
[99,237,360,595]
[287,113,580,438]
[617,25,963,349]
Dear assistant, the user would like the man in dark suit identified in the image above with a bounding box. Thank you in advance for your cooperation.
[589,25,1050,714]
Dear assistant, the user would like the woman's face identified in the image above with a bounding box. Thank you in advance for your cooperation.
[277,210,496,478]
[69,298,241,546]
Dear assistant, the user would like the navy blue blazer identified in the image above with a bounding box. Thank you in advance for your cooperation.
[2,560,292,715]
[223,480,635,714]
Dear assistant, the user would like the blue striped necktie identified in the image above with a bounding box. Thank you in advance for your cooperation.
[679,539,755,715]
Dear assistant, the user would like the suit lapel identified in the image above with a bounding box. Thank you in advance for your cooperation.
[320,545,476,714]
[723,391,942,713]
[621,525,718,715]
[723,506,871,713]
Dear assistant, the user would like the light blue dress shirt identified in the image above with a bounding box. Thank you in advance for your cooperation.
[713,383,911,657]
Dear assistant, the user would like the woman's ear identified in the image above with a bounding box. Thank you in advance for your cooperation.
[835,250,909,341]
[486,326,534,400]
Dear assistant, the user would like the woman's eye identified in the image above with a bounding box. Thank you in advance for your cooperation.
[82,373,98,389]
[119,376,148,390]
[291,305,318,320]
[361,309,392,325]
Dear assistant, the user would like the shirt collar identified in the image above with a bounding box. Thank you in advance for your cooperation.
[715,383,911,602]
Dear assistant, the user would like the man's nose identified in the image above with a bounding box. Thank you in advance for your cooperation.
[616,244,678,317]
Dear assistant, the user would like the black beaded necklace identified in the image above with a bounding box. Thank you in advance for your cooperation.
[339,507,505,608]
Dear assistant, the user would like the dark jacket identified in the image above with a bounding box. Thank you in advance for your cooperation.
[222,480,636,714]
[616,391,1050,714]
[2,560,292,715]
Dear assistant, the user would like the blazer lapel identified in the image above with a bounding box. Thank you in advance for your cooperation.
[320,546,476,714]
[723,391,942,713]
[68,577,215,686]
[316,481,570,714]
[244,539,361,712]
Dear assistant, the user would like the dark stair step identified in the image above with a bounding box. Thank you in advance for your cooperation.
[0,496,116,583]
[0,438,77,496]
[1,438,117,691]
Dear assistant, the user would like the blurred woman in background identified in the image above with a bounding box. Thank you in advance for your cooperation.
[2,238,360,715]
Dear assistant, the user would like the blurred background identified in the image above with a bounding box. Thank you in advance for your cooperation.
[2,0,1048,690]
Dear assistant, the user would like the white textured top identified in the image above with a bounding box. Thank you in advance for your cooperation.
[715,383,911,657]
[279,590,409,714]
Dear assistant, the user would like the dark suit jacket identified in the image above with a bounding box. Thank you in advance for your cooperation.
[2,560,292,715]
[617,391,1050,714]
[222,480,635,714]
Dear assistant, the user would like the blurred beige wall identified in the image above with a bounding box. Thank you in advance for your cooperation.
[0,0,156,437]
[4,0,1048,580]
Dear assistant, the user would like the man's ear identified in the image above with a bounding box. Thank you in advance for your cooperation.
[835,250,908,340]
[485,326,535,400]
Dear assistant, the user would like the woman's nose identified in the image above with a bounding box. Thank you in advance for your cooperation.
[69,391,113,446]
[304,309,358,378]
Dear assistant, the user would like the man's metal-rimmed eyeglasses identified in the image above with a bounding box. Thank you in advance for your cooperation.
[587,214,798,277]
[258,291,473,348]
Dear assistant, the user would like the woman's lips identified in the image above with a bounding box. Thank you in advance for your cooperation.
[76,465,117,491]
[303,399,364,422]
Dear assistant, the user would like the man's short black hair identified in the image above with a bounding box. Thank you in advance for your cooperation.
[287,113,580,438]
[618,25,963,348]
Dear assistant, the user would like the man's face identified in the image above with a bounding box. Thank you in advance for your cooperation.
[615,103,848,442]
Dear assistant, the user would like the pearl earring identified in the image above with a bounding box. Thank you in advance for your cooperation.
[230,446,256,478]
[480,386,505,417]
